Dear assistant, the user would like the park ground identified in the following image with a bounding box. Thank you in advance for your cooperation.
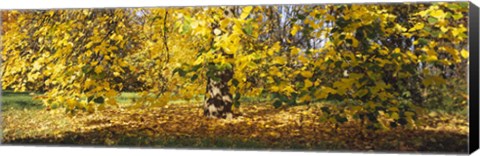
[0,91,469,153]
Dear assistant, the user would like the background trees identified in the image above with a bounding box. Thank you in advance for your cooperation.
[1,2,469,129]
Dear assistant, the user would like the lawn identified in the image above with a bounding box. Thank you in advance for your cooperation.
[0,91,469,153]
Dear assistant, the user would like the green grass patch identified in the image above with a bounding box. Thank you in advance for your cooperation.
[115,92,140,105]
[1,90,43,111]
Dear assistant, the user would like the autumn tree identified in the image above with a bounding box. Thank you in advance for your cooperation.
[1,9,145,112]
[1,2,470,129]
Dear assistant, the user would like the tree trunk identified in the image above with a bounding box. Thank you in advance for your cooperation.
[203,7,235,119]
[204,68,234,119]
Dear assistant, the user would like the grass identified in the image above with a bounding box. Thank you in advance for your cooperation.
[2,91,149,111]
[115,92,141,106]
[1,91,43,111]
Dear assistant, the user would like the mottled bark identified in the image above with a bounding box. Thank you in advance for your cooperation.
[204,68,233,119]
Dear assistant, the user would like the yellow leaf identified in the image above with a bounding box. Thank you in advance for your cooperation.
[272,57,287,65]
[429,9,445,19]
[440,26,448,33]
[290,25,300,36]
[240,6,253,20]
[352,38,359,47]
[97,104,106,111]
[84,78,94,89]
[391,112,400,120]
[393,48,400,53]
[428,111,438,117]
[388,107,399,112]
[422,75,446,86]
[460,49,469,59]
[300,71,313,78]
[291,47,301,55]
[119,60,128,67]
[107,98,118,106]
[282,86,296,96]
[270,86,280,92]
[113,72,120,77]
[426,55,438,62]
[268,42,281,56]
[451,26,467,37]
[106,90,117,97]
[94,65,103,74]
[219,19,229,28]
[298,95,311,103]
[304,79,313,88]
[409,23,424,32]
[267,49,274,56]
[66,99,78,109]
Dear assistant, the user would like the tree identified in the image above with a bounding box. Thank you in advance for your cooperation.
[174,6,263,119]
[1,2,469,129]
[2,9,145,112]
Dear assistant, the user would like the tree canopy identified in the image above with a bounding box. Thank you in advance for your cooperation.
[1,2,469,130]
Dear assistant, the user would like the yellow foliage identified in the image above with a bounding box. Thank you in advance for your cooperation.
[300,71,313,78]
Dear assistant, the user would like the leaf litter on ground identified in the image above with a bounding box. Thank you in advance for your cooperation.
[1,102,468,153]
